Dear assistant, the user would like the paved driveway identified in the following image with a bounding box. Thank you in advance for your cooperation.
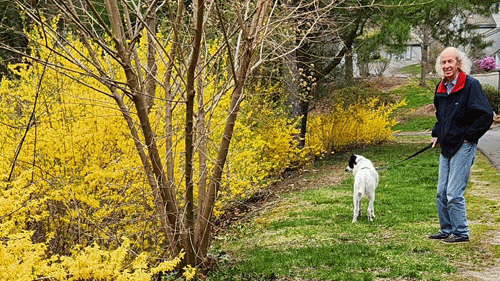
[474,72,500,89]
[478,125,500,172]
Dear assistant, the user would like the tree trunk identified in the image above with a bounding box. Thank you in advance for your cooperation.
[183,0,205,267]
[345,45,354,83]
[161,0,184,257]
[420,41,429,87]
[298,99,310,149]
[194,0,271,265]
[196,67,208,231]
[291,14,359,149]
[105,0,182,256]
[416,25,433,87]
[112,91,176,248]
[145,0,158,112]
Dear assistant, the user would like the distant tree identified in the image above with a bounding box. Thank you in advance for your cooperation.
[0,1,28,79]
[280,0,413,148]
[407,0,497,86]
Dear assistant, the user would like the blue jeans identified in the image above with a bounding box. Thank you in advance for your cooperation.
[436,142,476,238]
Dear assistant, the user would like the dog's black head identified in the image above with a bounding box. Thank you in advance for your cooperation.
[345,154,357,172]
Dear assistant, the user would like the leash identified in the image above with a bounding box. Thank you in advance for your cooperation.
[376,143,433,171]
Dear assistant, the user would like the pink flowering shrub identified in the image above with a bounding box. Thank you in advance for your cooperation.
[473,57,498,73]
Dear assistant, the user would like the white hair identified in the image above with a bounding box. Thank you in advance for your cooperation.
[434,47,472,76]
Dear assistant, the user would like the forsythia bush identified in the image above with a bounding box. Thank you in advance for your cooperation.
[220,85,301,201]
[0,24,299,279]
[0,232,183,281]
[307,98,406,153]
[0,67,187,279]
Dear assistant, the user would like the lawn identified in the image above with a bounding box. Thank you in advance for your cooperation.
[399,63,422,77]
[390,79,438,132]
[207,79,500,281]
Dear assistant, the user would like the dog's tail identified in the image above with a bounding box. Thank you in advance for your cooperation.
[355,188,364,199]
[356,191,363,199]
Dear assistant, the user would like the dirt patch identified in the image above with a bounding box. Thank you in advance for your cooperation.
[394,103,435,126]
[413,104,435,116]
[461,256,500,281]
[272,165,347,194]
[361,77,411,92]
[310,77,410,115]
[485,231,500,245]
[468,181,500,203]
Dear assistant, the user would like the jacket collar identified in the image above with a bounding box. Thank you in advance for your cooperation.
[436,71,466,94]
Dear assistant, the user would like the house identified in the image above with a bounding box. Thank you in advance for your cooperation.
[467,13,500,57]
[386,12,500,64]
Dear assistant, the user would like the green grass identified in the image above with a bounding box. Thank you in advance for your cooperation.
[391,82,434,109]
[389,79,437,132]
[400,64,422,76]
[393,115,436,132]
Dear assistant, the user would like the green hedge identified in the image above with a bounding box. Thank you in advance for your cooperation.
[483,84,500,114]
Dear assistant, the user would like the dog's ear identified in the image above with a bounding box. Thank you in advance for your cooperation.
[348,154,357,169]
[349,154,357,163]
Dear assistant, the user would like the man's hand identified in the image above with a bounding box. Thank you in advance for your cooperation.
[432,137,438,148]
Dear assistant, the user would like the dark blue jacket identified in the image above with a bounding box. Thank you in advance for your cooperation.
[432,71,493,158]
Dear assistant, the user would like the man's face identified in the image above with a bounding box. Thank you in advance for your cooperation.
[441,50,461,82]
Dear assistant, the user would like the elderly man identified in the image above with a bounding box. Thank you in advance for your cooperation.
[429,47,493,244]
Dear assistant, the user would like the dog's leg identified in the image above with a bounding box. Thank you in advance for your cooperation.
[367,194,375,222]
[352,193,362,223]
[352,199,358,223]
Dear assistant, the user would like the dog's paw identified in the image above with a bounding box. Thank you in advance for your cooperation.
[352,218,357,223]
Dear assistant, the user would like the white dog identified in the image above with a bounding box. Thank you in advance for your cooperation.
[345,154,379,223]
